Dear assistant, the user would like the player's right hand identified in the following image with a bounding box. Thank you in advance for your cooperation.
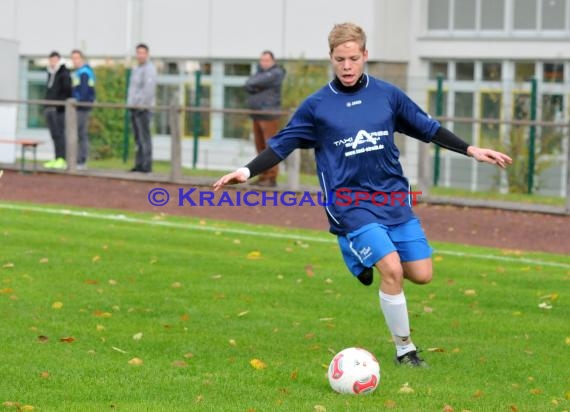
[213,171,248,191]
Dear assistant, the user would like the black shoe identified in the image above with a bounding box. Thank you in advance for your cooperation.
[356,267,373,286]
[395,350,428,368]
[129,167,142,172]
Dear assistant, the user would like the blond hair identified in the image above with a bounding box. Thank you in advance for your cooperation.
[328,23,367,53]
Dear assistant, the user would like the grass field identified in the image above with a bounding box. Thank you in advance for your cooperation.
[0,202,569,412]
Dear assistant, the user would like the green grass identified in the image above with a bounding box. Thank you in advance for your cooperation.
[0,202,569,411]
[429,186,566,207]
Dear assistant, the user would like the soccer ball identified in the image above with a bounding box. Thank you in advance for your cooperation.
[327,347,380,395]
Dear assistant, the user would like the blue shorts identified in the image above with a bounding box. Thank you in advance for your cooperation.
[337,217,432,277]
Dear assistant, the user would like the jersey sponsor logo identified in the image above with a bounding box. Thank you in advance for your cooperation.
[358,246,372,260]
[346,99,362,108]
[332,129,388,157]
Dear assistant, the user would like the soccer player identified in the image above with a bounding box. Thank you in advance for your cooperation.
[213,23,512,367]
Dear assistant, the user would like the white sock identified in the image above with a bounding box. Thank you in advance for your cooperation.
[379,290,416,357]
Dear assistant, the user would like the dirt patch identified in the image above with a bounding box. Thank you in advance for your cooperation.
[1,169,569,255]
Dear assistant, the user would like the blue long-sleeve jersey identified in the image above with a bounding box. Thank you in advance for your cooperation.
[268,74,440,235]
[72,64,96,106]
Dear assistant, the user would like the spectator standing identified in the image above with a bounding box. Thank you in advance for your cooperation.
[43,51,72,169]
[71,49,96,170]
[244,51,286,187]
[127,43,157,173]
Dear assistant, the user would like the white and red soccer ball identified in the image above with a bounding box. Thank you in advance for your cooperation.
[327,347,381,395]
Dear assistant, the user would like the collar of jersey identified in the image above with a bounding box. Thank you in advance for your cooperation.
[329,73,369,94]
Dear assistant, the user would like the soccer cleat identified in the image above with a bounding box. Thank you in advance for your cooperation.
[51,158,67,170]
[395,350,428,368]
[356,267,373,286]
[77,163,87,171]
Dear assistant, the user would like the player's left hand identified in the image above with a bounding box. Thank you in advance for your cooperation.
[467,147,513,169]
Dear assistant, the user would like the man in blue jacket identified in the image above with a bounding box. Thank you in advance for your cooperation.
[214,23,512,367]
[71,49,96,170]
[244,51,286,187]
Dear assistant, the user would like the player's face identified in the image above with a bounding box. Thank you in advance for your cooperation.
[48,56,60,70]
[330,41,368,87]
[71,53,83,69]
[136,47,149,65]
[259,53,275,70]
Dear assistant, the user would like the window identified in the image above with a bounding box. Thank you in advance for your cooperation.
[482,62,502,81]
[514,0,537,30]
[541,94,564,153]
[515,62,535,82]
[543,62,564,83]
[27,81,48,128]
[428,90,448,116]
[456,62,475,80]
[454,0,476,29]
[480,92,502,142]
[184,85,211,137]
[153,85,179,135]
[513,93,531,120]
[224,63,251,76]
[454,92,474,143]
[223,86,249,139]
[428,0,450,30]
[481,0,505,30]
[429,62,448,80]
[542,0,566,29]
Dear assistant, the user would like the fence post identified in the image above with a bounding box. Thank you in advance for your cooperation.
[286,149,301,191]
[192,70,202,169]
[566,126,570,214]
[122,68,132,163]
[433,73,444,186]
[169,101,182,181]
[527,78,537,194]
[418,141,431,197]
[65,98,78,173]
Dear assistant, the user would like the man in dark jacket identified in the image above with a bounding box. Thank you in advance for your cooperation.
[44,51,72,169]
[244,51,286,187]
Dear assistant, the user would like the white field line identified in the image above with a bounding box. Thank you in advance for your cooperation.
[1,202,569,269]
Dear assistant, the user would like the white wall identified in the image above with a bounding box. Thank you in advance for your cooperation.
[0,38,19,163]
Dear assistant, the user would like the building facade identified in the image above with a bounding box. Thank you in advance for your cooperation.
[1,0,568,194]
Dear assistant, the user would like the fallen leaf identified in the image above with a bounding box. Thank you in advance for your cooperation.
[305,264,315,277]
[96,324,105,332]
[2,262,14,268]
[473,389,484,398]
[434,256,443,262]
[233,239,241,244]
[464,289,477,296]
[565,337,570,345]
[427,347,445,353]
[180,313,190,321]
[20,406,34,411]
[132,332,143,341]
[93,310,112,318]
[250,358,267,370]
[228,339,237,347]
[84,279,99,285]
[183,352,194,359]
[59,337,75,343]
[538,302,552,310]
[237,310,249,317]
[0,288,14,294]
[384,399,397,409]
[565,390,570,400]
[452,348,461,353]
[52,301,63,309]
[37,335,49,343]
[172,360,188,368]
[171,282,182,288]
[195,395,204,403]
[529,388,542,395]
[423,306,434,313]
[39,258,49,264]
[2,402,19,407]
[112,346,128,354]
[247,250,262,260]
[92,255,100,263]
[442,406,453,412]
[210,274,222,280]
[325,278,333,284]
[399,382,414,394]
[108,279,117,285]
[291,369,298,380]
[314,405,326,412]
[128,357,143,366]
[40,371,50,379]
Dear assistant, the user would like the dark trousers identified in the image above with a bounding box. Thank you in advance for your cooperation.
[45,107,66,159]
[77,109,91,165]
[253,119,280,181]
[131,110,153,172]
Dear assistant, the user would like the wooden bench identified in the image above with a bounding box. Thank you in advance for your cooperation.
[0,139,43,173]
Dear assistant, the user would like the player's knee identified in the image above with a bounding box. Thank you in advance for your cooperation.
[411,268,433,284]
[378,264,404,285]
